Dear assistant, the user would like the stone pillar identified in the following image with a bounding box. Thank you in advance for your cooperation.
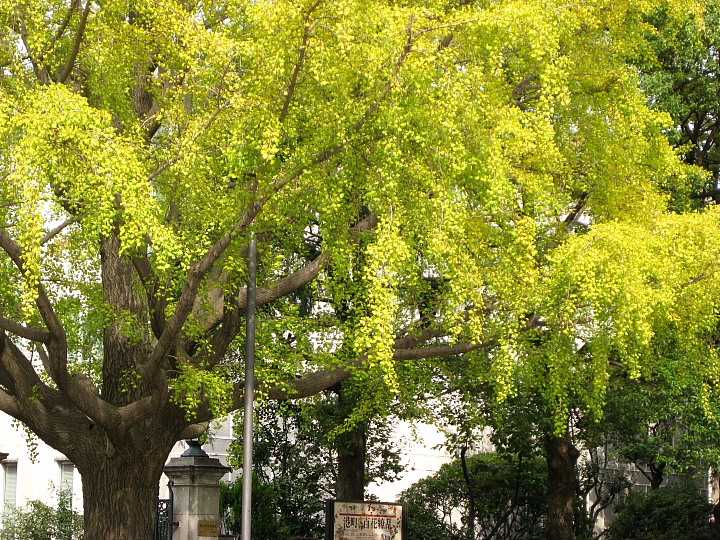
[164,440,231,540]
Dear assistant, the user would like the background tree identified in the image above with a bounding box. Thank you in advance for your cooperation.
[400,452,547,540]
[639,1,720,194]
[220,396,403,539]
[0,0,715,539]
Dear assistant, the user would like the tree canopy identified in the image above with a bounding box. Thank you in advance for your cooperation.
[0,0,717,537]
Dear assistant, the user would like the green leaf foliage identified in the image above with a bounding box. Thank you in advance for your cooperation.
[607,481,715,540]
[1,3,720,536]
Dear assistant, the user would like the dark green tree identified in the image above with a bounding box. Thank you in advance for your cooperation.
[400,452,547,540]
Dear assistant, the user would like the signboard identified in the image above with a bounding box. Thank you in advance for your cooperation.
[326,500,407,540]
[197,520,219,537]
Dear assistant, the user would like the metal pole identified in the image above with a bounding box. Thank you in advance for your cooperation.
[241,236,257,540]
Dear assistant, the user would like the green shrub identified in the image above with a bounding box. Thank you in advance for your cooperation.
[0,490,83,540]
[607,481,713,540]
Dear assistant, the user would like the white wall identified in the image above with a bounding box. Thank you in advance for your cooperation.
[0,417,82,514]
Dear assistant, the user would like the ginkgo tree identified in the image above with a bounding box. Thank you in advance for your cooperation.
[0,0,716,538]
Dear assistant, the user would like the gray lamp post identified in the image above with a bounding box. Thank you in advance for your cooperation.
[241,236,257,540]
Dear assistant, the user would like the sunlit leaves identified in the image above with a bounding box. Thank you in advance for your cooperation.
[0,0,713,425]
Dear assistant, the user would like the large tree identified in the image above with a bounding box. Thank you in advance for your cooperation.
[0,0,717,538]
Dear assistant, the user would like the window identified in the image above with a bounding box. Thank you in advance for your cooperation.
[3,462,17,512]
[59,462,74,496]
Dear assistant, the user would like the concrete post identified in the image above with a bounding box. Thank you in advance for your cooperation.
[164,441,231,540]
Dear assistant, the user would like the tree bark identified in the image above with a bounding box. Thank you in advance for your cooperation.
[335,424,367,501]
[544,429,580,540]
[78,450,166,540]
[67,410,184,540]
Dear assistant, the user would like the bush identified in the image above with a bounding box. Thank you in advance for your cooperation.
[606,481,714,540]
[0,490,83,540]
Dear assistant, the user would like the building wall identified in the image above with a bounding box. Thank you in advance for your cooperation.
[0,419,82,518]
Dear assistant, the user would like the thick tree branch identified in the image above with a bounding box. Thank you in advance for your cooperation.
[57,0,92,83]
[0,315,50,343]
[0,229,67,347]
[143,204,261,378]
[195,302,243,367]
[63,373,122,428]
[194,213,377,345]
[240,251,330,309]
[131,252,167,339]
[392,341,488,360]
[0,386,20,418]
[0,334,63,427]
[264,366,356,401]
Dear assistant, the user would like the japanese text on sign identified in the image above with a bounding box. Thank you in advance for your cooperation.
[330,501,404,540]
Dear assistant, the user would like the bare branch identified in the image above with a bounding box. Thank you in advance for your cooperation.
[239,251,330,309]
[413,17,482,39]
[392,341,489,360]
[48,0,82,50]
[149,158,180,183]
[264,365,356,401]
[16,14,50,85]
[681,274,708,289]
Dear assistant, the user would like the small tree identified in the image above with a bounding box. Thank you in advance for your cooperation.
[220,474,282,540]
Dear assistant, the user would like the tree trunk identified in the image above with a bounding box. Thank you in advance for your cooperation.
[335,424,367,501]
[77,452,166,540]
[649,462,665,490]
[34,402,186,540]
[544,430,580,540]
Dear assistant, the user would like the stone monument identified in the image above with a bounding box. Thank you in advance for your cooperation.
[164,440,231,540]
